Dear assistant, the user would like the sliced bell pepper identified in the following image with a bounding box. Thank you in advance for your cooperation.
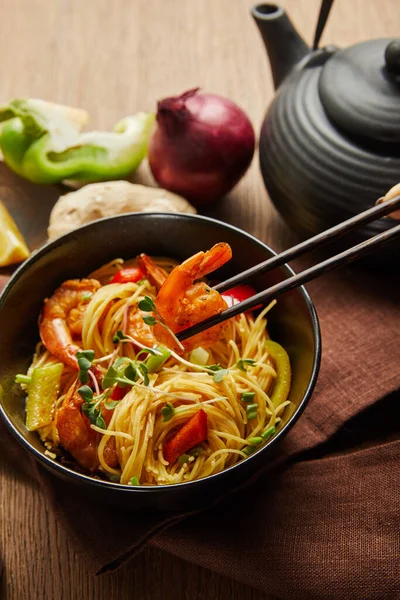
[25,362,63,431]
[163,409,208,464]
[110,267,145,284]
[222,284,262,312]
[265,340,291,408]
[0,98,154,184]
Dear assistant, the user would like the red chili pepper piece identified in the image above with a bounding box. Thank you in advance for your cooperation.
[163,409,208,464]
[110,267,145,284]
[222,284,262,312]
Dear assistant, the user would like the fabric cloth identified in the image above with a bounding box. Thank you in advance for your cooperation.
[0,263,399,600]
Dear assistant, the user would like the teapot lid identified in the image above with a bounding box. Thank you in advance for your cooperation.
[319,39,400,143]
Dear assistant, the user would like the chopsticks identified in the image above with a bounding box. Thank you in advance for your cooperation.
[177,194,400,342]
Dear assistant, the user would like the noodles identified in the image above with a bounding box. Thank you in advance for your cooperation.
[18,253,292,486]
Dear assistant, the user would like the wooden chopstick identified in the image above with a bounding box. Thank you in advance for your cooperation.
[214,194,400,294]
[177,198,400,342]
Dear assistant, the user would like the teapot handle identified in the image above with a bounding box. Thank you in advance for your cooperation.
[313,0,335,50]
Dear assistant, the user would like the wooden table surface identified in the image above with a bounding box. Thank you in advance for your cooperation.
[0,0,396,598]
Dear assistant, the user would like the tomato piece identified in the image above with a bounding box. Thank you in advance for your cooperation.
[110,267,145,284]
[163,409,208,464]
[222,284,261,311]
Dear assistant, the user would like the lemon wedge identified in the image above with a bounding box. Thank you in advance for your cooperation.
[0,201,30,266]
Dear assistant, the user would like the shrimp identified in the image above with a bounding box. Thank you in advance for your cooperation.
[57,382,119,472]
[153,242,232,352]
[137,253,167,289]
[39,278,101,369]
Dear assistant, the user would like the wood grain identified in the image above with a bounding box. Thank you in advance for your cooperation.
[0,0,397,598]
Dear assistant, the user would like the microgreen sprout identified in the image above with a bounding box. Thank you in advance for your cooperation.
[112,329,130,344]
[138,296,185,351]
[213,369,229,383]
[205,359,256,384]
[102,364,135,390]
[161,401,175,422]
[101,356,150,390]
[236,358,256,372]
[143,315,157,326]
[76,349,95,384]
[207,364,230,383]
[77,384,108,429]
[136,347,160,358]
[75,349,158,431]
[138,296,155,312]
[104,399,119,410]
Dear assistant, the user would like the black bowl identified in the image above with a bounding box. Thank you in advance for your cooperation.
[0,213,321,510]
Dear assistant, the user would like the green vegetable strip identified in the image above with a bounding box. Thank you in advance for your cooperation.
[261,425,276,440]
[246,403,258,420]
[145,346,171,372]
[25,363,63,431]
[15,374,31,385]
[265,340,291,408]
[241,391,255,403]
[246,436,263,446]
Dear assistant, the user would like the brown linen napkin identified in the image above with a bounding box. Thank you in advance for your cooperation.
[1,263,399,599]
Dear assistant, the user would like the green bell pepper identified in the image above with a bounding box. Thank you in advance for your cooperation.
[0,98,154,184]
[265,339,291,408]
[25,362,64,431]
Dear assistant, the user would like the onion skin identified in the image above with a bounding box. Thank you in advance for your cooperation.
[148,89,255,206]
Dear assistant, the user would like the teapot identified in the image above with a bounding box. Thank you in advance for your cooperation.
[252,2,400,266]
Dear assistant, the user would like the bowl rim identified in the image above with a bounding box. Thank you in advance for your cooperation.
[0,211,321,494]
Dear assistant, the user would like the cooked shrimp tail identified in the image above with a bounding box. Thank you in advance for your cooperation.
[137,253,168,289]
[190,242,232,279]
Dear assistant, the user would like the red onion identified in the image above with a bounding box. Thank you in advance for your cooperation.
[148,88,255,206]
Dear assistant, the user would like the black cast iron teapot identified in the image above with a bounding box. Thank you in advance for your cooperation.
[252,2,400,265]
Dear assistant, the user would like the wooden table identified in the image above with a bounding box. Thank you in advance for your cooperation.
[0,1,396,597]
